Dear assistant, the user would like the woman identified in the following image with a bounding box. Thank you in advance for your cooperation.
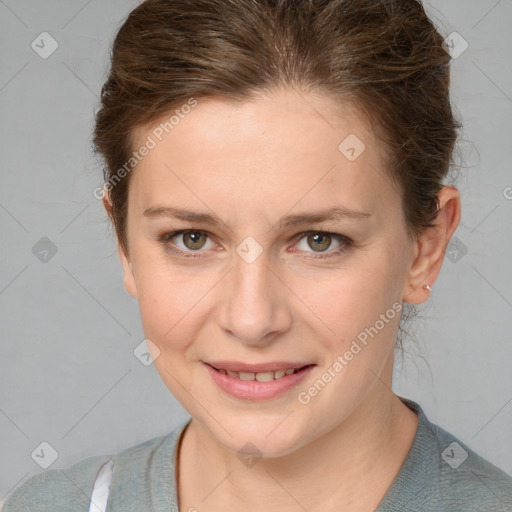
[4,0,512,511]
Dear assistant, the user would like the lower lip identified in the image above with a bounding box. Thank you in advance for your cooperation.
[204,363,315,401]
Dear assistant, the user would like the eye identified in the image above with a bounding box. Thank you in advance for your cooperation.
[293,231,352,258]
[161,230,216,257]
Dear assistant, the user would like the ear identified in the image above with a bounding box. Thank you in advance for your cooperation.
[402,185,461,304]
[102,189,138,299]
[117,243,138,299]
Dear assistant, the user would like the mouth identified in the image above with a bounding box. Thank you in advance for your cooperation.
[206,363,314,382]
[203,360,316,400]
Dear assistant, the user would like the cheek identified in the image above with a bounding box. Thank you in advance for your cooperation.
[292,257,401,341]
[133,260,202,342]
[135,270,205,397]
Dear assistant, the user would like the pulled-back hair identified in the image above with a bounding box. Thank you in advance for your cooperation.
[93,0,462,263]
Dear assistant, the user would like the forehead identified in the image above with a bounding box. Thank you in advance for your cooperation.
[128,88,397,220]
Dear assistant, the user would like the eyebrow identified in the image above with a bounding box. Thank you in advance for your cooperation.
[143,205,372,229]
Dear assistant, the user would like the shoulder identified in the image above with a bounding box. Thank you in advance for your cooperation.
[426,419,512,511]
[1,431,176,512]
[1,453,112,512]
[398,398,512,511]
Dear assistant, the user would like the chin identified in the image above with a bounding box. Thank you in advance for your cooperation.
[228,435,300,460]
[208,415,309,459]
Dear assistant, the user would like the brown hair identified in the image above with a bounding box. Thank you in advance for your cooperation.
[93,0,461,272]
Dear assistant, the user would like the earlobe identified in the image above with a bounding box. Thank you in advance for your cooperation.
[102,188,114,222]
[118,243,138,299]
[402,186,461,304]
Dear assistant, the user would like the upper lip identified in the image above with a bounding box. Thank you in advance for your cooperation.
[204,361,315,373]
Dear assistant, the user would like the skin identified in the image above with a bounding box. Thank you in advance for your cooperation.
[103,87,461,511]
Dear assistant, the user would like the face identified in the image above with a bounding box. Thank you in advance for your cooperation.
[116,88,417,457]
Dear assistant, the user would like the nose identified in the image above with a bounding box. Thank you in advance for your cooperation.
[217,250,292,346]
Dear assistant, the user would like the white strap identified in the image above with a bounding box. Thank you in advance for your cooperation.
[89,459,114,512]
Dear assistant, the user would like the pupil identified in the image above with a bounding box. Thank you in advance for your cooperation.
[309,233,330,252]
[185,232,205,249]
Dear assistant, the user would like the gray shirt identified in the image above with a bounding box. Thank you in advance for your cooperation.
[3,397,512,511]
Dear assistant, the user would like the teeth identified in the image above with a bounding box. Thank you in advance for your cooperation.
[217,367,301,381]
[255,371,274,382]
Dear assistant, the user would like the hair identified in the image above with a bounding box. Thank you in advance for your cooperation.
[92,0,463,354]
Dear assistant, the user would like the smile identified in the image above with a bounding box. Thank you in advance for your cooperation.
[204,362,316,400]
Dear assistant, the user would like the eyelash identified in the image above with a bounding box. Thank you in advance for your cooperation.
[159,229,353,260]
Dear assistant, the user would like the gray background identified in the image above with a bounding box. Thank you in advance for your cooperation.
[0,0,511,503]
